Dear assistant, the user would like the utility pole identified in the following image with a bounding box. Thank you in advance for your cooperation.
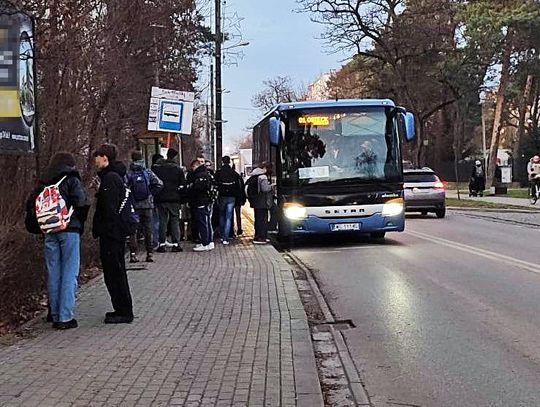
[214,0,223,163]
[210,63,215,161]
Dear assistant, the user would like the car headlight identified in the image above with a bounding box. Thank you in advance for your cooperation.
[283,203,308,220]
[382,198,404,217]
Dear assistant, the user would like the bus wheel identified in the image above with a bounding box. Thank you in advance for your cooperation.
[371,232,386,239]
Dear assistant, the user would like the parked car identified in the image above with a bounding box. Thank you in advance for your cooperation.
[403,168,446,218]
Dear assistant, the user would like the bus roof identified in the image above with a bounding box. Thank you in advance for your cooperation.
[274,99,396,111]
[254,99,397,128]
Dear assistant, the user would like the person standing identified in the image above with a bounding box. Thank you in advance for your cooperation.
[93,143,134,324]
[150,153,164,248]
[246,162,273,244]
[152,148,185,253]
[186,157,206,242]
[188,159,217,251]
[215,156,242,245]
[127,150,163,263]
[27,152,90,329]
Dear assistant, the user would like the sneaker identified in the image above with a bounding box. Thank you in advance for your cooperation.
[130,253,139,263]
[105,311,117,318]
[156,245,167,253]
[104,314,133,324]
[145,253,154,262]
[253,239,268,245]
[171,245,183,253]
[54,319,78,330]
[222,240,230,245]
[208,242,215,249]
[193,244,210,252]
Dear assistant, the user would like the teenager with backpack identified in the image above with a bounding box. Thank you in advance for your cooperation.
[151,148,185,253]
[215,156,242,245]
[127,150,163,263]
[187,159,218,252]
[25,152,90,330]
[93,144,134,324]
[246,162,273,244]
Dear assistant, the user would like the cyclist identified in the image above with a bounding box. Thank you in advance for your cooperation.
[527,155,540,202]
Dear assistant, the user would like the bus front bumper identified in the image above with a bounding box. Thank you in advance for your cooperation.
[280,213,405,236]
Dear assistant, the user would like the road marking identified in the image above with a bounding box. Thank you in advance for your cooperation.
[406,230,540,275]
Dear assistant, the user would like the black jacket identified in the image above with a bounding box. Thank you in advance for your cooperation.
[187,165,214,207]
[92,161,127,242]
[26,165,90,235]
[151,159,185,204]
[215,164,242,198]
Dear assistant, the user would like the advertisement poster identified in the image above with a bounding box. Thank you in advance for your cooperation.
[0,7,36,154]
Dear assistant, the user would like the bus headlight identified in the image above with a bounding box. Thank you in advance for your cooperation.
[283,203,308,220]
[382,198,404,217]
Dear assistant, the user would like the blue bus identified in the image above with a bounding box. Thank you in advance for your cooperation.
[252,99,416,239]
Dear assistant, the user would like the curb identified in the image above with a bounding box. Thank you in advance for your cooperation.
[447,206,540,214]
[243,209,325,406]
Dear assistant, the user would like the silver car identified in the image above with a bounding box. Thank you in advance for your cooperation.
[403,168,446,218]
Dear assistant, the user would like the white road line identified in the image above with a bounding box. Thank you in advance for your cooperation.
[406,230,540,275]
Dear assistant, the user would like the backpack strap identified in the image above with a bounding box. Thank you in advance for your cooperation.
[53,175,68,188]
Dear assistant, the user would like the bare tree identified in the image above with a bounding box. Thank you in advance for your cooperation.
[251,76,299,112]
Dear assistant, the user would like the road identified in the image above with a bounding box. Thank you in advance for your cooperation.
[290,210,540,407]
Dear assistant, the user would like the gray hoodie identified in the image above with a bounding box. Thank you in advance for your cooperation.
[249,167,273,209]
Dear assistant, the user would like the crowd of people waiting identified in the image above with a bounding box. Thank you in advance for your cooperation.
[24,143,275,330]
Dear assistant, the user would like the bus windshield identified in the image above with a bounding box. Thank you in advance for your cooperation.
[281,107,401,186]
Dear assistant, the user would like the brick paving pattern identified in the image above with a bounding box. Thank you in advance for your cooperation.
[0,224,322,406]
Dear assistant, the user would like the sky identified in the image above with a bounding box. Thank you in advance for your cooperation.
[204,0,349,154]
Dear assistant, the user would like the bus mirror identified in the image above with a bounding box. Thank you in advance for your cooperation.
[405,112,416,142]
[269,117,280,146]
[398,112,415,142]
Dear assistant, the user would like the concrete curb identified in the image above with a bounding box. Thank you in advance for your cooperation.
[244,210,325,406]
[447,206,540,214]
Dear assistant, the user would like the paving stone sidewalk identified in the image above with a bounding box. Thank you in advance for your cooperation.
[0,224,323,406]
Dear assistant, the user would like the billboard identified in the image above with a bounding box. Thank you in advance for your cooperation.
[0,5,36,154]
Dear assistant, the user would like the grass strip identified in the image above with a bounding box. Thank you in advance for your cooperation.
[446,197,535,211]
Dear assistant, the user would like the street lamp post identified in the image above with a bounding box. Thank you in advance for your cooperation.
[214,0,223,163]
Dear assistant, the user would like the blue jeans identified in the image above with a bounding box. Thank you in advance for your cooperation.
[219,196,236,241]
[44,232,81,322]
[195,205,213,246]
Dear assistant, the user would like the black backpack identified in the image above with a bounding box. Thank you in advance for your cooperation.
[118,186,139,237]
[245,174,261,200]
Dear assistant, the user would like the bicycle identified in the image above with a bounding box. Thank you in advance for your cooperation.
[529,176,540,204]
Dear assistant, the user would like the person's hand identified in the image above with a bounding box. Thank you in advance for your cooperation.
[89,175,100,191]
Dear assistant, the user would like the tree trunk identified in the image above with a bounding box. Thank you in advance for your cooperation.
[486,29,514,188]
[513,74,534,185]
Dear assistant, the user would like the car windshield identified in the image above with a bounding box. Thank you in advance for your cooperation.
[404,173,438,183]
[281,107,401,186]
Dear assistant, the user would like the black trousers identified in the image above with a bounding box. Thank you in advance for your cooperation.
[129,208,153,254]
[100,237,133,317]
[254,208,269,240]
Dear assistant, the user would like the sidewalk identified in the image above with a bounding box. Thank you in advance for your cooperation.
[446,190,533,208]
[0,221,323,407]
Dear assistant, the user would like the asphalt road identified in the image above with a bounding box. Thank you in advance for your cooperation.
[289,211,540,407]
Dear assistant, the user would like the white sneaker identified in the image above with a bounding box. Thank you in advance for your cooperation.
[208,242,215,249]
[193,244,210,252]
[222,240,230,245]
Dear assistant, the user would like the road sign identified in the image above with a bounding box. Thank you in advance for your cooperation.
[147,87,194,135]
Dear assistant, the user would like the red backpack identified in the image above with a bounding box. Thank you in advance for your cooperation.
[35,176,73,234]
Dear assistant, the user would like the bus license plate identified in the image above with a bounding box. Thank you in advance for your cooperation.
[331,223,360,232]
